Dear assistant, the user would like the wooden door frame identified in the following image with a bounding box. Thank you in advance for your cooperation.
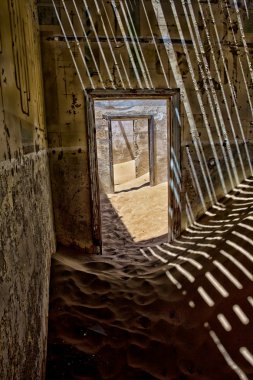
[85,89,181,253]
[103,114,155,193]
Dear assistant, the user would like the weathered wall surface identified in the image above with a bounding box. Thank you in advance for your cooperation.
[40,27,93,249]
[0,1,55,378]
[133,119,149,178]
[112,120,135,165]
[38,0,253,248]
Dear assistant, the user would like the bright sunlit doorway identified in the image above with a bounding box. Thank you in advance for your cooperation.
[86,89,181,254]
[103,114,155,193]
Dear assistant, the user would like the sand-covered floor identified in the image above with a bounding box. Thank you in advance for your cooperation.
[47,178,253,380]
[100,176,168,254]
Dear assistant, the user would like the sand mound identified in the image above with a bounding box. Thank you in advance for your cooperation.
[47,178,253,380]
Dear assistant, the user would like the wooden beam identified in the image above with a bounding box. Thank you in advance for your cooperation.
[102,114,153,120]
[149,115,155,187]
[87,88,180,99]
[108,118,115,194]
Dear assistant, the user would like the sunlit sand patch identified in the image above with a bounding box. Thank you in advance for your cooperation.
[106,181,168,243]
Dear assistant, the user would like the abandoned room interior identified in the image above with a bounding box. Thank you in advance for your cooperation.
[1,0,253,379]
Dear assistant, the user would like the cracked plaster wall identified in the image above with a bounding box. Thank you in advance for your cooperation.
[0,1,55,378]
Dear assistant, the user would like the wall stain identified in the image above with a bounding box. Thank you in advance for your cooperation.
[8,0,30,115]
[67,93,81,115]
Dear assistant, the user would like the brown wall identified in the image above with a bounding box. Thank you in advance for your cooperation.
[0,1,55,378]
[40,28,93,249]
[39,0,253,249]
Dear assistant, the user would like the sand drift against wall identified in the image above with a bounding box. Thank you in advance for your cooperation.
[47,178,253,380]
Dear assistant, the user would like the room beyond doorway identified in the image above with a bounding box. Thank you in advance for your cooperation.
[103,114,155,194]
[86,89,181,254]
[95,100,168,252]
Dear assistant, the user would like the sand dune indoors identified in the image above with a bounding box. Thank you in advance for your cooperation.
[47,178,253,380]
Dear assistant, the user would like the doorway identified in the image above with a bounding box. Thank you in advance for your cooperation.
[104,114,155,193]
[86,89,181,254]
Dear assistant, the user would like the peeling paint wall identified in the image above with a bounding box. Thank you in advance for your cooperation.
[0,1,55,378]
[39,0,253,249]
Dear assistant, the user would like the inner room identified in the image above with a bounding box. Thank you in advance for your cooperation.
[2,1,253,379]
[94,98,169,252]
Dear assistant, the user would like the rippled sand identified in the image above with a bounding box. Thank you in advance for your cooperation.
[46,178,253,380]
